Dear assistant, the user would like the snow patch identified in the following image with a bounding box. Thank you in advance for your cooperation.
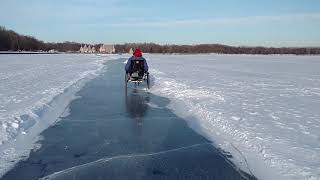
[147,54,320,180]
[11,122,19,129]
[0,54,114,177]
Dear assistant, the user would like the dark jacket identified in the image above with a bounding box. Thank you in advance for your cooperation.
[125,56,148,73]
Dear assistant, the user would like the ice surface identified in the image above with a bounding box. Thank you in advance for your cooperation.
[1,53,319,180]
[144,54,320,180]
[0,54,113,177]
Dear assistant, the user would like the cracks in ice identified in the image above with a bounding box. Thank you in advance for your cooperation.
[41,142,256,180]
[228,142,255,179]
[40,143,214,180]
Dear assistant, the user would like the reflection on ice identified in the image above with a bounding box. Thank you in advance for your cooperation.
[125,89,150,126]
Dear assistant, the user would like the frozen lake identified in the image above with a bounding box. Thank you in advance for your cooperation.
[0,53,319,179]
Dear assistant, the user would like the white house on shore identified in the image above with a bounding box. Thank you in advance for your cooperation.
[129,48,133,54]
[91,46,96,53]
[80,45,89,53]
[79,45,96,53]
[99,44,116,54]
[80,44,116,54]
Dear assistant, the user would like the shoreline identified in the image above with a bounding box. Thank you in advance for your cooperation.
[0,52,61,55]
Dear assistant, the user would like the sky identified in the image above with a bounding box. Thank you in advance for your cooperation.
[1,0,320,47]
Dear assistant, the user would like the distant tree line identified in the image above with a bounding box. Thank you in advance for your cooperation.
[115,43,320,55]
[0,26,44,51]
[1,26,320,55]
[0,26,81,52]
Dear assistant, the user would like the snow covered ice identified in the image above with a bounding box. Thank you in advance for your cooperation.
[145,54,320,180]
[1,53,319,180]
[0,54,113,177]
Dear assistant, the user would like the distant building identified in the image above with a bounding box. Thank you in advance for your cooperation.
[99,44,115,54]
[80,45,89,53]
[80,44,114,54]
[80,44,93,53]
[129,48,133,54]
[48,49,58,53]
[99,45,105,53]
[88,45,92,53]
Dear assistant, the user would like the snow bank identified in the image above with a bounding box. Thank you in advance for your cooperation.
[0,54,113,177]
[146,54,320,180]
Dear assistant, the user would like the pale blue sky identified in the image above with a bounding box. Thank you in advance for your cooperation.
[1,0,320,47]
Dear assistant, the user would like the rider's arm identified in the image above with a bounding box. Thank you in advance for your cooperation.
[125,57,132,73]
[143,58,149,72]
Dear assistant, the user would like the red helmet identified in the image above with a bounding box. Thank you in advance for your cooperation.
[133,49,142,57]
